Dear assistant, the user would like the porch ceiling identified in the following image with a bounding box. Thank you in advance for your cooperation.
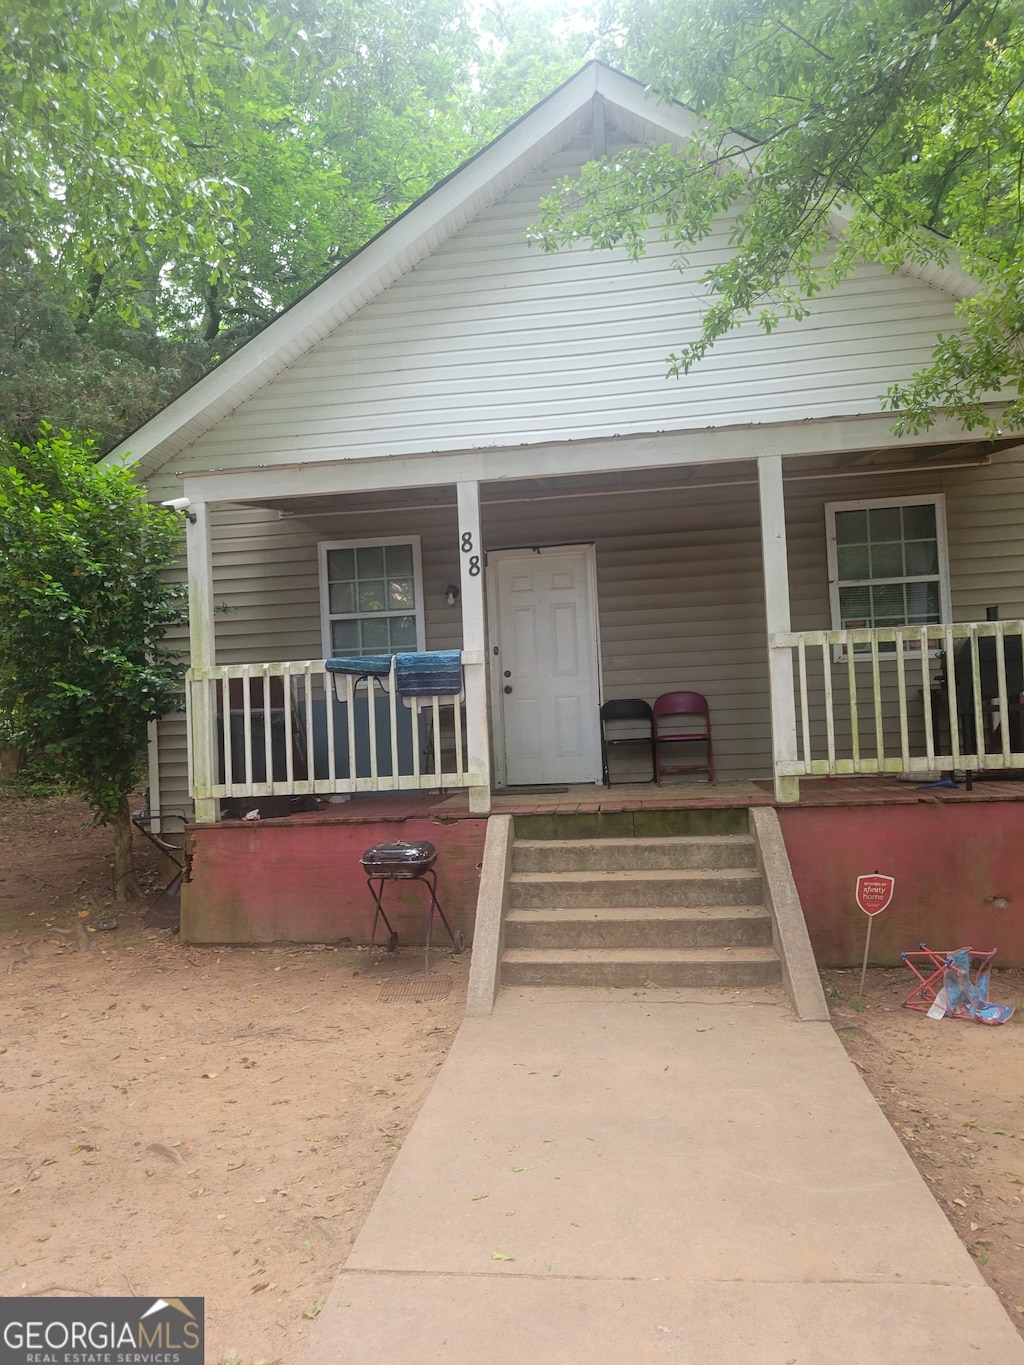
[228,434,1016,516]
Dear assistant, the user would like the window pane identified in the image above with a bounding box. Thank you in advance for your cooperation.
[835,509,867,545]
[388,576,415,610]
[385,544,414,576]
[871,583,906,626]
[839,585,871,628]
[327,548,355,583]
[356,545,384,579]
[905,539,938,575]
[331,619,359,653]
[902,503,936,540]
[906,582,939,623]
[329,582,355,614]
[836,543,870,579]
[389,615,417,650]
[357,579,387,612]
[868,506,902,542]
[870,541,904,579]
[361,616,390,649]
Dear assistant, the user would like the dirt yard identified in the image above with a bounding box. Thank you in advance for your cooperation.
[0,791,467,1364]
[1,790,1022,1361]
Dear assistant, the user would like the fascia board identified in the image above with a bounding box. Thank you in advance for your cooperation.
[177,405,1015,506]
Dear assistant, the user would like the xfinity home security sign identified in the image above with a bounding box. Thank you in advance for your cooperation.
[0,1297,203,1365]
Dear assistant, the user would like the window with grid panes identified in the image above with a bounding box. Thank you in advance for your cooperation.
[826,496,949,654]
[319,538,424,657]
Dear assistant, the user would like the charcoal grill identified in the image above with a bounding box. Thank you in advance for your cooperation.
[361,840,466,973]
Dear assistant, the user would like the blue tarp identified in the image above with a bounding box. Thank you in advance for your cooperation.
[942,948,1015,1025]
[325,655,393,678]
[395,650,463,698]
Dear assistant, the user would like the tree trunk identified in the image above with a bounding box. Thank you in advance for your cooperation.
[202,279,221,342]
[112,796,141,902]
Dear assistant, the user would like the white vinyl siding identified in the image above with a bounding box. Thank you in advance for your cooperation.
[167,130,967,481]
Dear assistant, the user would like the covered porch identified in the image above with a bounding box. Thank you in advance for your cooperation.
[171,415,1024,823]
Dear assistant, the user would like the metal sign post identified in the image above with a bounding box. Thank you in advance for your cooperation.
[856,872,895,997]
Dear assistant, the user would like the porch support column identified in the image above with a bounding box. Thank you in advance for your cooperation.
[757,454,800,803]
[457,480,492,814]
[186,499,218,824]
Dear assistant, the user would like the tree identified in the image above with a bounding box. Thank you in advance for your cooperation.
[4,0,493,324]
[1,0,608,451]
[471,0,611,134]
[533,0,1024,434]
[0,254,211,449]
[1,0,482,368]
[0,429,186,899]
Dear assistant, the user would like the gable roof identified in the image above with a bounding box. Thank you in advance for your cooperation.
[106,61,975,481]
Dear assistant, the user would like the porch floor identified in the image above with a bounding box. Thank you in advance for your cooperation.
[212,771,1024,826]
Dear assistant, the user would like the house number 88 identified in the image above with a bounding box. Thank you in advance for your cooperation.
[461,531,481,576]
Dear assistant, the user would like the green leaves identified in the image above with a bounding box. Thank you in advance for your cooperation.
[538,0,1024,432]
[1,0,615,451]
[0,428,186,824]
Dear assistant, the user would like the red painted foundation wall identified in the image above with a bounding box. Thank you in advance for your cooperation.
[182,817,487,945]
[777,803,1024,967]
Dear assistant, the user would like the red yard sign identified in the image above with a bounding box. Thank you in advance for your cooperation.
[856,873,894,917]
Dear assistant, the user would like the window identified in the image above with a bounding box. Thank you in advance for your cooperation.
[826,495,950,653]
[318,537,425,657]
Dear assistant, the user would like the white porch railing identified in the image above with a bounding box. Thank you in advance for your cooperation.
[186,656,485,804]
[771,621,1024,780]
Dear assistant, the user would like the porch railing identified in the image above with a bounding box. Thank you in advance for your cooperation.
[771,620,1024,780]
[186,656,485,803]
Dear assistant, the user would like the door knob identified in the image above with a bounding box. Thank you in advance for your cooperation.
[503,685,513,694]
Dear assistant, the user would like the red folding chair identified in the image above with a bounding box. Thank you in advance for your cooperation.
[653,691,714,784]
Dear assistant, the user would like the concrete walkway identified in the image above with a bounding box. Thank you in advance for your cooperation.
[302,985,1024,1364]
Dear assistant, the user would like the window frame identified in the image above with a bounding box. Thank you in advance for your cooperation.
[825,493,951,659]
[318,536,426,660]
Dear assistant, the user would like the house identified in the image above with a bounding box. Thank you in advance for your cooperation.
[106,62,1024,967]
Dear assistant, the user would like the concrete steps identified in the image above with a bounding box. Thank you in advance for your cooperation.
[513,835,757,872]
[509,867,765,910]
[500,828,782,990]
[501,946,781,988]
[504,905,774,950]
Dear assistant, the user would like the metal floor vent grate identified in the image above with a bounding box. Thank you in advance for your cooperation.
[378,973,453,1004]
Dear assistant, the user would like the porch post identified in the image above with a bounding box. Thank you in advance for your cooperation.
[757,454,800,803]
[186,498,218,824]
[457,480,492,814]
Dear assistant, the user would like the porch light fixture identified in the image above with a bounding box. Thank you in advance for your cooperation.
[161,495,197,524]
[444,583,460,607]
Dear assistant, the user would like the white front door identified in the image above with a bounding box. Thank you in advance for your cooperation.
[490,546,602,786]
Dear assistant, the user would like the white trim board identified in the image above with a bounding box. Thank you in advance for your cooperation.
[177,412,1010,508]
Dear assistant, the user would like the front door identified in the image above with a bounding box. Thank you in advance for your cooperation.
[490,545,601,786]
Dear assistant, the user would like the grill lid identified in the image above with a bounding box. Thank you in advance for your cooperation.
[361,840,438,877]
